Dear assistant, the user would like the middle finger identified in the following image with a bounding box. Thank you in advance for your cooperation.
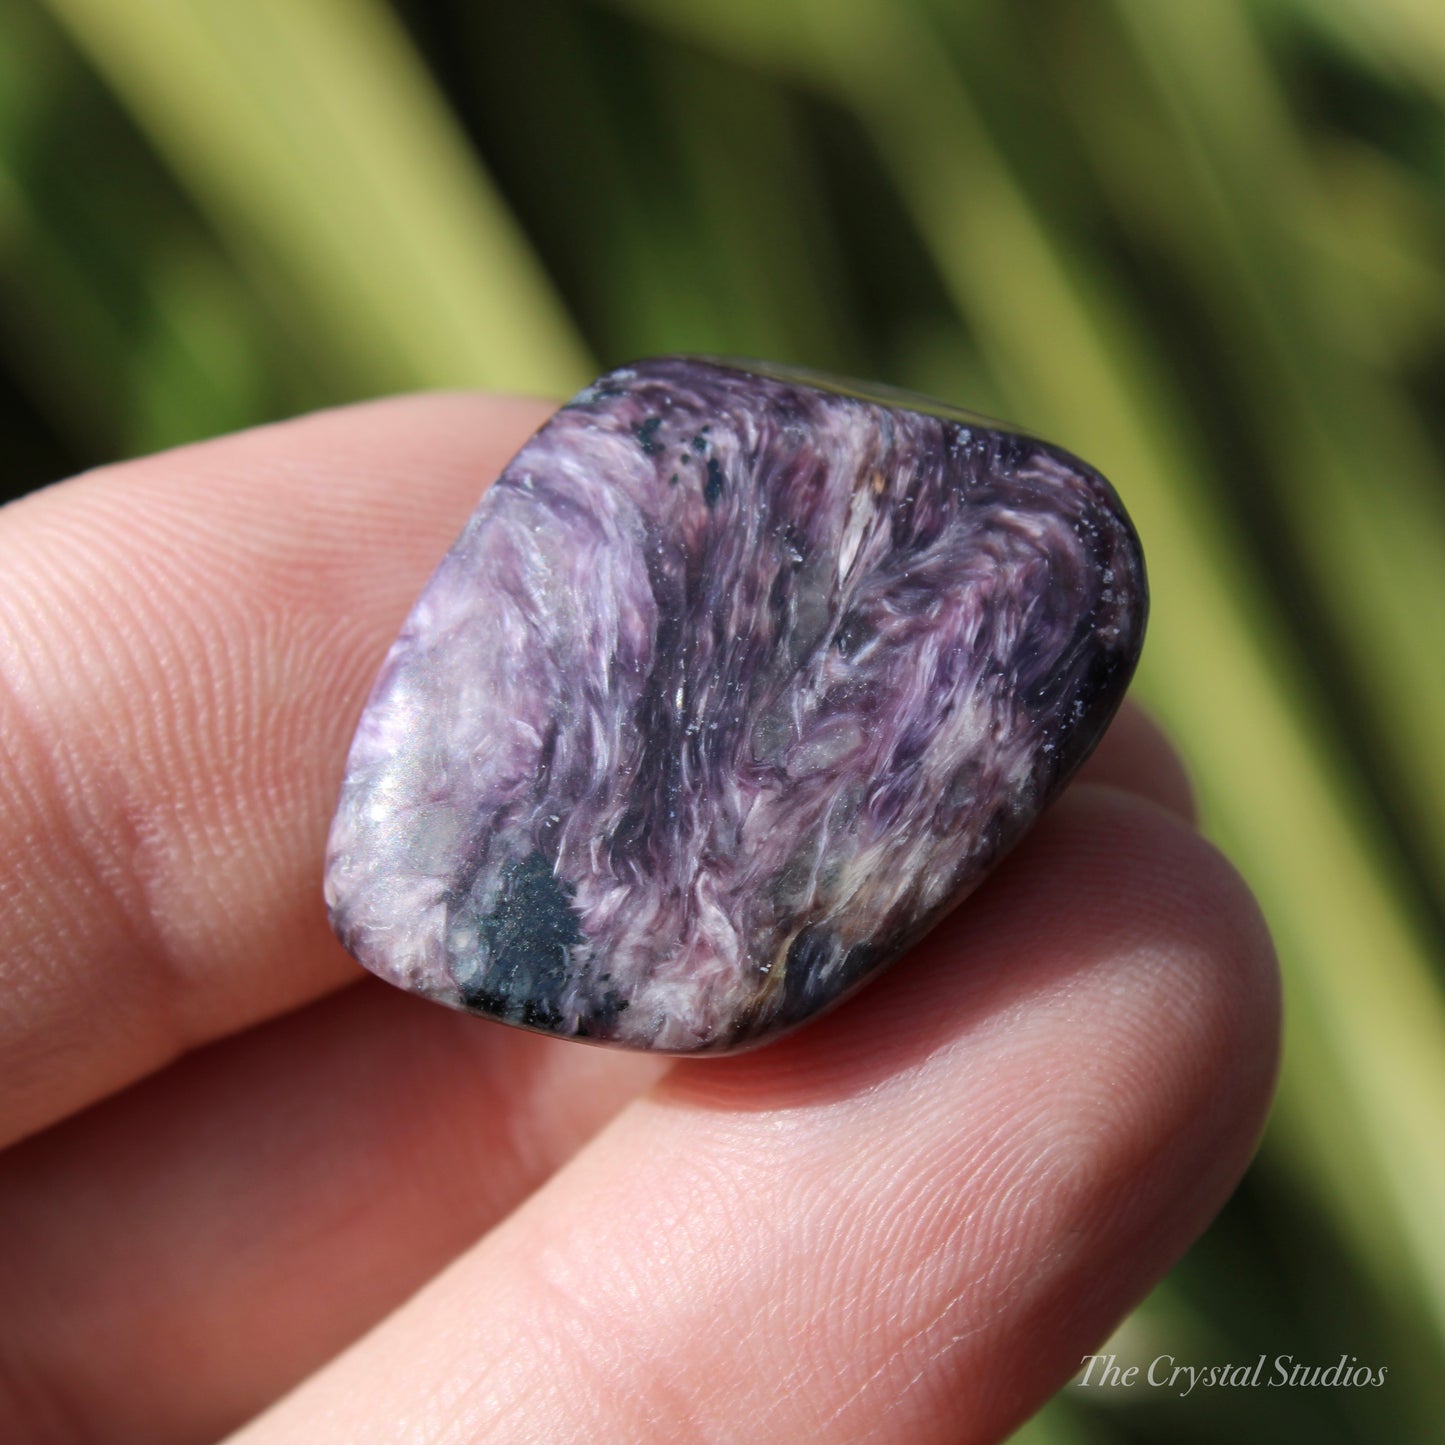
[0,980,664,1445]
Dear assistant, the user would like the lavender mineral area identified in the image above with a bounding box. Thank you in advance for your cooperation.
[325,358,1147,1051]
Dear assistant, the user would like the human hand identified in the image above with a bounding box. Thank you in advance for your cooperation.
[0,395,1279,1444]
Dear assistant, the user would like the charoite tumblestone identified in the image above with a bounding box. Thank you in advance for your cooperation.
[325,358,1146,1051]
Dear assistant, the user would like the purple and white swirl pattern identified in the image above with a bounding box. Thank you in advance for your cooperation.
[325,358,1147,1051]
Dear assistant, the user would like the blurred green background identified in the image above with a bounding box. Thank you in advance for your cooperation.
[3,0,1444,1439]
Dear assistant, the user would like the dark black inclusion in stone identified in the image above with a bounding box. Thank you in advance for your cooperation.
[704,456,725,508]
[633,416,664,455]
[455,850,584,1031]
[777,928,882,1028]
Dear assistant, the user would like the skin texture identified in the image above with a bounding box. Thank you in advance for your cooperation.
[0,395,1279,1445]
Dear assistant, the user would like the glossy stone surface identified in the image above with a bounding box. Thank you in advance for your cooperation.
[325,357,1147,1051]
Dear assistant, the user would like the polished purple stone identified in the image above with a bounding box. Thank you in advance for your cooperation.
[325,358,1146,1051]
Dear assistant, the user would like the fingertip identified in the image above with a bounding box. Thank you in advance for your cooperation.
[667,781,1274,1113]
[1073,697,1197,823]
[0,393,556,1146]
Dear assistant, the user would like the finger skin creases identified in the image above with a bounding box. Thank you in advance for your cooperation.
[0,395,552,1149]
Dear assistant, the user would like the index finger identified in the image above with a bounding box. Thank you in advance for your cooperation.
[0,396,1187,1153]
[0,393,551,1147]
